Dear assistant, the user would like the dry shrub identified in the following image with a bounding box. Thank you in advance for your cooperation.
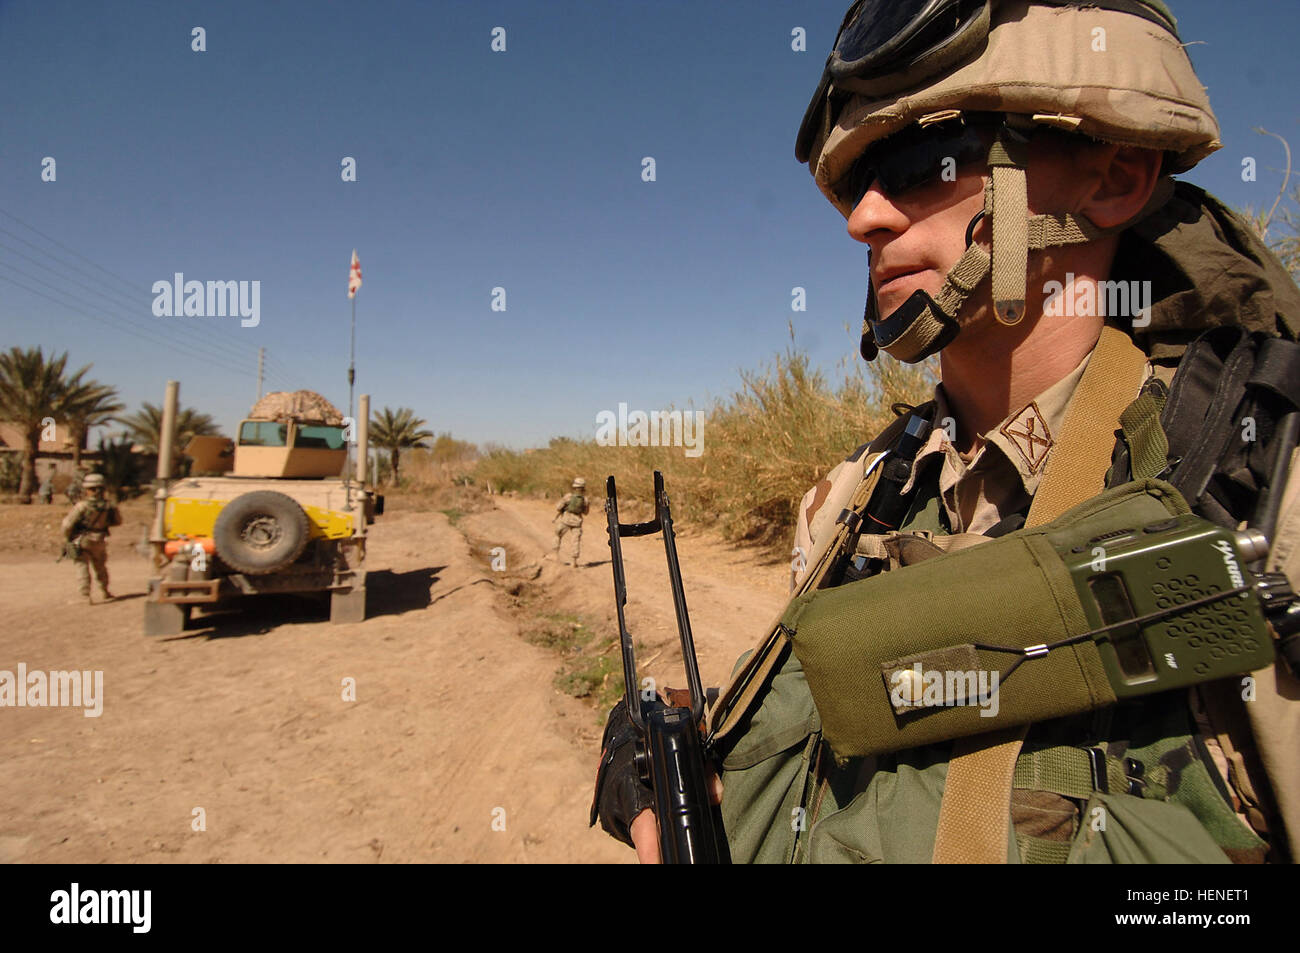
[474,345,935,550]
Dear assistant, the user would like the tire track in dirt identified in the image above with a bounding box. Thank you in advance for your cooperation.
[455,495,790,730]
[0,497,631,863]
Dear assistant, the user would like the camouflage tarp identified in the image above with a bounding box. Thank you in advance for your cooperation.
[247,391,344,425]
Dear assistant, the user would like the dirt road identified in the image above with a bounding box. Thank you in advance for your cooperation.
[0,490,788,863]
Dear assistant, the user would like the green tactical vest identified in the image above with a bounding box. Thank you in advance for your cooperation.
[77,499,114,534]
[564,494,587,516]
[719,458,1269,863]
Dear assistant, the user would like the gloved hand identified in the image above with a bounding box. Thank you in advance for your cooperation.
[589,699,655,848]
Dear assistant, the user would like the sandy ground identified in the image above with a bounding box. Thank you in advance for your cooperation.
[0,490,788,863]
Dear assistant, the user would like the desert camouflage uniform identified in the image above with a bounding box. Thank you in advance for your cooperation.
[62,494,121,600]
[554,491,589,567]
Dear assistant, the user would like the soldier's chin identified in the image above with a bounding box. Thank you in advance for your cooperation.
[876,274,936,315]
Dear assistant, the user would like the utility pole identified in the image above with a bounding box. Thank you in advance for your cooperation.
[257,347,265,400]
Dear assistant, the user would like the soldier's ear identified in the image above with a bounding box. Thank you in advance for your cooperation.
[1074,144,1163,230]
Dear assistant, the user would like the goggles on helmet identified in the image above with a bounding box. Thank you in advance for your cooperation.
[831,0,987,83]
[796,0,1180,164]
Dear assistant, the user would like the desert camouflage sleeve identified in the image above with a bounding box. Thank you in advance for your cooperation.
[60,502,86,539]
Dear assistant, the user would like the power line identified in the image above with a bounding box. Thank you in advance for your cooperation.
[0,271,260,382]
[0,239,267,371]
[0,205,353,397]
[0,225,265,368]
[0,206,269,361]
[0,258,262,376]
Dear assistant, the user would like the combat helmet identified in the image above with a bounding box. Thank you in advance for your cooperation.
[797,0,1220,363]
[572,477,586,490]
[82,473,106,489]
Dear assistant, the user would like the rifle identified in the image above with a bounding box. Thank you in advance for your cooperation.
[56,538,81,563]
[604,471,730,864]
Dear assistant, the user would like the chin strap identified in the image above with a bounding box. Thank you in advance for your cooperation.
[862,122,1175,364]
[989,128,1032,325]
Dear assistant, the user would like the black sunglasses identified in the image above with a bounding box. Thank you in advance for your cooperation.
[840,117,995,207]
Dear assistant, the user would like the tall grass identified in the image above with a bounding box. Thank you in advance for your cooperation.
[475,344,935,548]
[383,433,479,488]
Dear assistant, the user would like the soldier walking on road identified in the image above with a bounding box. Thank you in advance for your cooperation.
[61,473,121,604]
[553,477,589,568]
[38,472,54,504]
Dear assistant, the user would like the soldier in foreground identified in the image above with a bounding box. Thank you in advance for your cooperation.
[552,477,589,567]
[595,0,1300,863]
[61,472,121,605]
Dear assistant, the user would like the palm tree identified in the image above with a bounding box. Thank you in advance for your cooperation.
[96,434,142,499]
[118,402,220,477]
[369,406,433,485]
[0,347,89,501]
[63,380,124,468]
[118,402,220,454]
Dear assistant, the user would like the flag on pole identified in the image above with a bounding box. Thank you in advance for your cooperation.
[348,249,362,299]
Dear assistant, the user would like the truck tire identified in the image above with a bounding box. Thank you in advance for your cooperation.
[213,490,311,575]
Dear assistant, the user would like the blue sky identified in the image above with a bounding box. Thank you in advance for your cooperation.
[2,0,1298,447]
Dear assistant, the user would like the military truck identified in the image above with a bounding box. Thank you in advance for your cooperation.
[142,381,383,636]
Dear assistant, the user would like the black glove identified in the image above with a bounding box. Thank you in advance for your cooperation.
[589,699,655,847]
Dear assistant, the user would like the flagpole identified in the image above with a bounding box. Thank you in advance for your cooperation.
[348,294,356,430]
[345,250,362,505]
[346,293,356,504]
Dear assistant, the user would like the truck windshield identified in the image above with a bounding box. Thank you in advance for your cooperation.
[239,421,288,447]
[295,425,346,450]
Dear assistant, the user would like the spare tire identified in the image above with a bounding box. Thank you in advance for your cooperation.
[212,491,311,575]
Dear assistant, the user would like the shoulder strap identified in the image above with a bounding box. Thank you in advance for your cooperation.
[932,326,1150,863]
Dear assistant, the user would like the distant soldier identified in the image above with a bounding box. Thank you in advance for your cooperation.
[65,469,83,503]
[553,477,589,568]
[38,473,54,504]
[61,473,121,604]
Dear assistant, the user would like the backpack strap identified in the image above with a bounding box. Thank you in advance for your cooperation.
[932,326,1150,863]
